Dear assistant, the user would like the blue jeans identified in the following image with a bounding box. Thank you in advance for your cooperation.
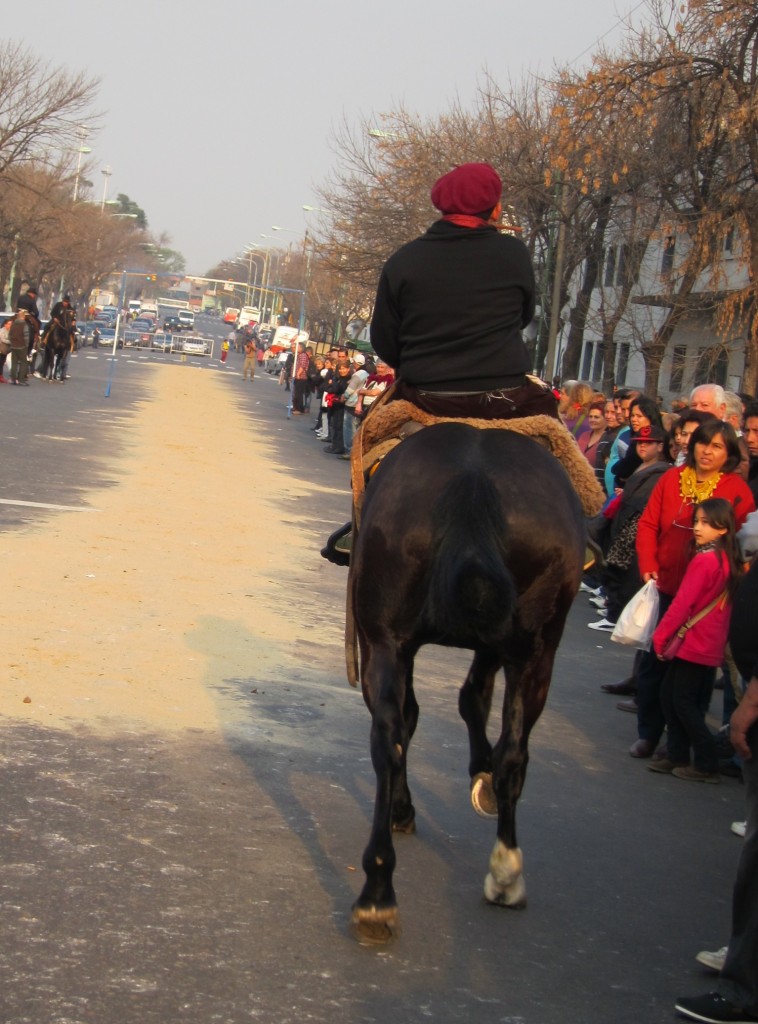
[344,408,360,452]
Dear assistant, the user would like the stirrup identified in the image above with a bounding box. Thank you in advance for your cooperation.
[321,522,352,566]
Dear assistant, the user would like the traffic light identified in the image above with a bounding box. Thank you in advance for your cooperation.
[145,274,157,282]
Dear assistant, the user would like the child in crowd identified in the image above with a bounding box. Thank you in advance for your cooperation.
[650,498,743,783]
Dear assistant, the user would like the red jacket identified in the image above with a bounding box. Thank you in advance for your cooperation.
[636,466,754,596]
[652,549,730,666]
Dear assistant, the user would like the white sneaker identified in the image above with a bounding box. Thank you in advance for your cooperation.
[590,595,608,609]
[695,946,727,972]
[731,820,747,838]
[579,583,601,595]
[588,618,615,632]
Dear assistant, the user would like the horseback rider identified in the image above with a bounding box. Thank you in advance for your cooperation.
[17,284,41,361]
[371,161,558,422]
[38,294,74,380]
[321,163,559,566]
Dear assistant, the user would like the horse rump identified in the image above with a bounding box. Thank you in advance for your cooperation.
[420,468,516,645]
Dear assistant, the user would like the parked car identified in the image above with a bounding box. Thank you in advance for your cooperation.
[182,338,209,356]
[130,317,155,333]
[151,333,178,352]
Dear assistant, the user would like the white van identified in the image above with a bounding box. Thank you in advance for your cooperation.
[238,306,260,329]
[178,308,195,330]
[140,301,158,319]
[128,300,142,316]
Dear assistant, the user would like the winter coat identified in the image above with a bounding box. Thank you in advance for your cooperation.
[652,548,730,666]
[636,466,754,596]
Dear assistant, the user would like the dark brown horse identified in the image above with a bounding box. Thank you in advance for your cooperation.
[346,422,586,943]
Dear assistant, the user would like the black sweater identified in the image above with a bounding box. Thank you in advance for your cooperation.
[370,220,535,392]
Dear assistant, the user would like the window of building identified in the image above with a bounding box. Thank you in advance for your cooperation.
[581,342,594,380]
[669,345,687,394]
[616,244,630,288]
[661,236,675,277]
[694,345,728,388]
[724,227,735,258]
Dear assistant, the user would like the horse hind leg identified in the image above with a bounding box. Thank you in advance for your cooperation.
[458,650,500,820]
[483,646,556,909]
[351,645,413,944]
[392,677,418,834]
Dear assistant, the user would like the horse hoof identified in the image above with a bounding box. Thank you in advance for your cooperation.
[392,811,416,834]
[350,905,401,945]
[471,772,497,819]
[483,871,527,908]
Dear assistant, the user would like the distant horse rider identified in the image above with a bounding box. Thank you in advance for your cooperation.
[39,294,74,380]
[17,284,41,361]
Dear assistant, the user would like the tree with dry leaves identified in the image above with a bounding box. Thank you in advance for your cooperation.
[559,0,758,393]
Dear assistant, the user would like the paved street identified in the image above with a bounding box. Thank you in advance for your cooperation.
[0,351,747,1024]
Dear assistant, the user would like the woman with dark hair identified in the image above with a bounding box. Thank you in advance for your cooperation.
[628,421,755,758]
[610,395,665,490]
[673,408,718,466]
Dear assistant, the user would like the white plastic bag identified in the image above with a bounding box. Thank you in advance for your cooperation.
[737,510,758,561]
[611,579,660,650]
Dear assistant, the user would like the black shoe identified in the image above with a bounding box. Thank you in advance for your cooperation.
[600,678,637,696]
[321,522,352,567]
[674,991,758,1022]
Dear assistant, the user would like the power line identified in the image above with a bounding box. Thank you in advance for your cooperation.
[567,0,652,66]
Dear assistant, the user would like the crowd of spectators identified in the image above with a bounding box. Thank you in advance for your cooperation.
[563,380,757,782]
[271,342,396,459]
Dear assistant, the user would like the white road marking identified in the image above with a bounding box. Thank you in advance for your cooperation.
[0,499,100,512]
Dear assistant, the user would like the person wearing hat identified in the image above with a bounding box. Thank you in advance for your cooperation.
[369,162,557,421]
[39,294,75,381]
[8,308,32,385]
[17,285,41,356]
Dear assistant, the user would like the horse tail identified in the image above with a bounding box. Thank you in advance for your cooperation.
[421,469,516,644]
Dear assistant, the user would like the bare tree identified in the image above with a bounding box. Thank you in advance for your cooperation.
[0,41,99,178]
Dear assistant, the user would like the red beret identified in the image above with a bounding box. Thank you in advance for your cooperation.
[431,162,502,215]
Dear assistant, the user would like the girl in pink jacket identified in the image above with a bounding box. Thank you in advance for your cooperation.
[650,498,743,783]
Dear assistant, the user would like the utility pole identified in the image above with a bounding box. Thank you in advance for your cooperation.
[544,177,568,384]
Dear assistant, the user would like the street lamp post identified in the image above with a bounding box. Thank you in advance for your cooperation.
[100,165,113,212]
[243,248,264,308]
[71,124,91,202]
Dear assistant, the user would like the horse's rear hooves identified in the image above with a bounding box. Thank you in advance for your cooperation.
[392,814,416,834]
[471,772,498,819]
[486,893,528,910]
[350,905,401,945]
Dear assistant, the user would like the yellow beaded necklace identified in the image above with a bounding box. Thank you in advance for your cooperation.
[679,465,722,503]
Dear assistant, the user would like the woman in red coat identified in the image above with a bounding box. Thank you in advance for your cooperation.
[629,420,755,758]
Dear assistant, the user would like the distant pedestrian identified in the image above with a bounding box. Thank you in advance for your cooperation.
[9,308,31,385]
[242,338,256,381]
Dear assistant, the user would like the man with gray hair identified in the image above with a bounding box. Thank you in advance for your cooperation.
[690,383,727,419]
[724,391,745,432]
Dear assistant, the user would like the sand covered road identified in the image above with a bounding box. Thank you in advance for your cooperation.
[1,365,349,735]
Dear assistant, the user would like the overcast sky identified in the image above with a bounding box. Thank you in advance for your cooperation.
[6,0,646,274]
